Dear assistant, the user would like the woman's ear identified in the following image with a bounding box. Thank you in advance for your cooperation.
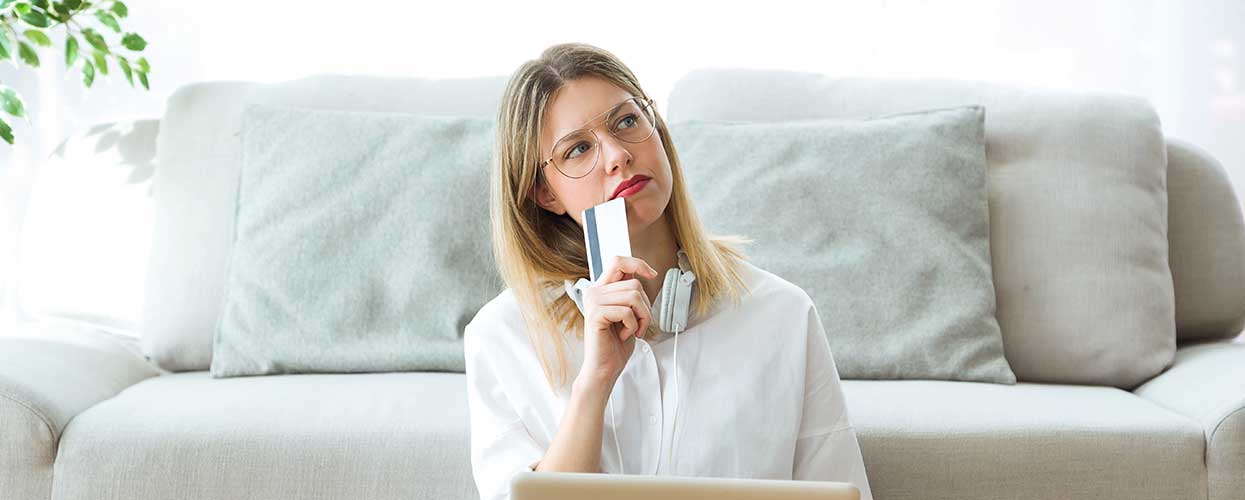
[534,181,568,216]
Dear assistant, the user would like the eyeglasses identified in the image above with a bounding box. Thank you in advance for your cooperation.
[540,96,658,179]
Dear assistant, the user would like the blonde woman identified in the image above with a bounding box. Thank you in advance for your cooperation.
[464,42,873,500]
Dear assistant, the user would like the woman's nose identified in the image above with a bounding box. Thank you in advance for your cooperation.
[598,132,632,175]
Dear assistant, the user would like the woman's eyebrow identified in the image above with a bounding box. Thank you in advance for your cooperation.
[554,97,632,139]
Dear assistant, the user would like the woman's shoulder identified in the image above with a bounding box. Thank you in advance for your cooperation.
[472,287,522,325]
[463,288,529,356]
[733,258,816,312]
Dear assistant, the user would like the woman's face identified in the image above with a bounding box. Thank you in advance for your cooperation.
[534,76,672,235]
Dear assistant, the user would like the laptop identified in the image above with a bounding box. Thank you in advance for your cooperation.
[510,471,861,500]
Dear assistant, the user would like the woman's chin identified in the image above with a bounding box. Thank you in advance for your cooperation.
[628,202,671,231]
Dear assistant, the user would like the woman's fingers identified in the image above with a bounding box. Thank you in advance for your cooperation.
[594,288,651,339]
[598,305,639,341]
[584,256,658,342]
[597,255,658,285]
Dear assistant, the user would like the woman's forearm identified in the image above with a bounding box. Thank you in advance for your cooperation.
[533,376,611,473]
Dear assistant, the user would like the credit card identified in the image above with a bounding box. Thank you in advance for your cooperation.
[582,196,631,283]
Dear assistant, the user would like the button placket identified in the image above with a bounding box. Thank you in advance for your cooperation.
[639,342,663,475]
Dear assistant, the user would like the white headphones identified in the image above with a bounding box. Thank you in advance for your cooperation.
[563,248,696,475]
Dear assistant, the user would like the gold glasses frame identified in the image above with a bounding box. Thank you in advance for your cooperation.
[539,96,658,180]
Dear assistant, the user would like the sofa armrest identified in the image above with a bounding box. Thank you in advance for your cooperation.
[1166,137,1245,342]
[1134,340,1245,500]
[0,322,162,500]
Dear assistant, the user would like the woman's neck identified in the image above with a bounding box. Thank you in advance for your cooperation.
[630,213,679,305]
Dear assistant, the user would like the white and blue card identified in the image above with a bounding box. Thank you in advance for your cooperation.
[582,197,631,283]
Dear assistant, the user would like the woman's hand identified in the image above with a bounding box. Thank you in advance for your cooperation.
[575,255,658,395]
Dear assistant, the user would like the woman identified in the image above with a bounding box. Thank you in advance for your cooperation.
[464,42,873,500]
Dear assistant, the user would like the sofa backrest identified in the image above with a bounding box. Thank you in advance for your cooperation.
[133,70,1245,379]
[141,75,509,372]
[666,67,1243,388]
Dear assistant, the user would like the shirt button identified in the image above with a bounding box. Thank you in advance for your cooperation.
[648,414,658,425]
[641,343,651,353]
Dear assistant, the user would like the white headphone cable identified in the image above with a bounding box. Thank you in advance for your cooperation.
[609,323,683,477]
[668,322,680,475]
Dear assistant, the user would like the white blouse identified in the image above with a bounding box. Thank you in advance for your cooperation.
[463,257,874,500]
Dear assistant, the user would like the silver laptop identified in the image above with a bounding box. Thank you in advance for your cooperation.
[510,471,860,500]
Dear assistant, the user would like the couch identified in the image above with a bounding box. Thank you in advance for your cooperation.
[2,68,1243,500]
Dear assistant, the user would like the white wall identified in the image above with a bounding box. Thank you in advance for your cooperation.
[2,0,1243,332]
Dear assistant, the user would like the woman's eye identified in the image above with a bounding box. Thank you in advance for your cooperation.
[565,141,590,159]
[614,114,637,130]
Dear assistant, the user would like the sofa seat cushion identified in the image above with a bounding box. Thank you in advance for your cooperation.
[52,371,476,500]
[841,380,1206,500]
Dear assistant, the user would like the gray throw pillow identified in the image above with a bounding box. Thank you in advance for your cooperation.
[672,106,1017,383]
[211,104,502,378]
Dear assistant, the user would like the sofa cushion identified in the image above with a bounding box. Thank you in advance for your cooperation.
[51,369,1209,500]
[210,104,499,377]
[672,106,1015,384]
[668,68,1175,389]
[842,379,1206,500]
[53,371,476,500]
[143,75,509,373]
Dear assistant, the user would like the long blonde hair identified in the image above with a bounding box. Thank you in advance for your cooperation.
[492,42,752,392]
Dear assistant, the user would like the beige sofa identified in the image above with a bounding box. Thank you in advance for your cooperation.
[2,69,1243,500]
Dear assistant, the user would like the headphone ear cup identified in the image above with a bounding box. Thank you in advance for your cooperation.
[661,268,681,332]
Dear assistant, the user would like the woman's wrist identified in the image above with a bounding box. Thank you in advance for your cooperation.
[571,371,614,405]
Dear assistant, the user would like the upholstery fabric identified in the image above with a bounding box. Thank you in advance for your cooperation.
[142,75,509,372]
[1135,341,1245,500]
[668,68,1174,389]
[211,104,499,377]
[672,106,1014,383]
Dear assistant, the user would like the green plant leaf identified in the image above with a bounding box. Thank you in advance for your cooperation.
[0,30,12,60]
[120,32,144,51]
[24,29,51,47]
[82,59,94,86]
[64,0,80,8]
[20,10,51,27]
[117,54,132,85]
[0,0,18,11]
[0,118,14,144]
[30,0,47,9]
[94,10,120,32]
[109,0,126,18]
[14,2,31,15]
[18,41,39,67]
[81,27,107,53]
[49,1,71,21]
[64,34,77,66]
[135,56,147,72]
[1,86,26,118]
[137,69,147,89]
[92,50,106,75]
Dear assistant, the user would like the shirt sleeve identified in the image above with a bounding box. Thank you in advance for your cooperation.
[464,320,546,500]
[792,300,875,500]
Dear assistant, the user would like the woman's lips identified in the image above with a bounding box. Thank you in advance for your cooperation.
[612,178,650,199]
